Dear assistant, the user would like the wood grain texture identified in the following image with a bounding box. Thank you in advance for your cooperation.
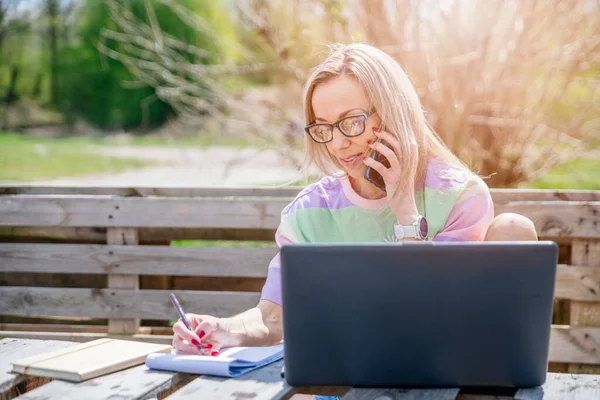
[107,228,139,335]
[163,359,293,400]
[0,331,172,344]
[514,372,600,399]
[2,244,598,300]
[343,387,459,399]
[0,338,73,398]
[0,226,276,244]
[0,243,277,277]
[569,238,600,374]
[2,185,598,202]
[2,196,599,238]
[0,287,260,319]
[0,195,288,229]
[548,326,600,364]
[494,202,600,239]
[554,265,600,302]
[14,363,194,400]
[3,327,598,365]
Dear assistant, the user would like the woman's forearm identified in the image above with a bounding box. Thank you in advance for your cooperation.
[220,300,283,347]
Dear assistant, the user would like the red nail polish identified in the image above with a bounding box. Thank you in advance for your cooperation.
[211,351,219,356]
[191,339,201,347]
[199,331,206,339]
[205,344,213,349]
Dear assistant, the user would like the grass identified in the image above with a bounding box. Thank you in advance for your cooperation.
[98,133,260,148]
[0,130,260,181]
[525,158,600,190]
[0,132,149,181]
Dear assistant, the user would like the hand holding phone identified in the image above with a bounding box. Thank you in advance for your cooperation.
[364,135,393,192]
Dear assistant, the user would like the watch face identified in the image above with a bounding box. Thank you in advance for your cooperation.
[419,216,429,239]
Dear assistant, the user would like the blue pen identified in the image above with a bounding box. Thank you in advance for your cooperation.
[169,293,204,350]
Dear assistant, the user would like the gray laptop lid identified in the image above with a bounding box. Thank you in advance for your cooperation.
[281,241,558,388]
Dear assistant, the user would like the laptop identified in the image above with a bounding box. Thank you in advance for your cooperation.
[280,241,558,388]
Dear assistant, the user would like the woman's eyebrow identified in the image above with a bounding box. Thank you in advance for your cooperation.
[315,108,364,122]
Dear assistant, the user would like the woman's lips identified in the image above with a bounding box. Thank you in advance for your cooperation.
[339,152,366,167]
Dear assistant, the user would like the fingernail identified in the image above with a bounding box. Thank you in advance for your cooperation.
[199,331,206,339]
[191,339,201,347]
[205,344,213,349]
[211,351,219,356]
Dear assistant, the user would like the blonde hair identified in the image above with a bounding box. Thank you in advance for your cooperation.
[301,43,469,190]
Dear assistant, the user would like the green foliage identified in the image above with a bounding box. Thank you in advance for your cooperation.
[56,0,235,130]
[0,132,148,181]
[526,158,600,190]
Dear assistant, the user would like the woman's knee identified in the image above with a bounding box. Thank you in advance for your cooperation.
[484,213,538,241]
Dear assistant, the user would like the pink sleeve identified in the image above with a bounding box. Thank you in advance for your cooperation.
[433,178,494,242]
[260,227,294,306]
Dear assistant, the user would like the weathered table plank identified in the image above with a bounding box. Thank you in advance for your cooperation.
[163,359,293,400]
[15,364,194,400]
[343,388,459,399]
[514,372,600,399]
[0,338,74,400]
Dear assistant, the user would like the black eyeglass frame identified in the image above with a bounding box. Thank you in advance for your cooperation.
[304,107,376,144]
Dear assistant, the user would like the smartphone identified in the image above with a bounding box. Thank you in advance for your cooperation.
[364,136,392,192]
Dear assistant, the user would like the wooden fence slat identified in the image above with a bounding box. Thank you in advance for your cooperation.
[494,201,600,239]
[0,243,276,277]
[0,287,260,319]
[2,185,599,202]
[0,185,303,198]
[107,228,139,335]
[0,196,288,229]
[1,325,598,366]
[162,359,293,400]
[549,326,600,365]
[0,226,276,244]
[0,331,173,344]
[554,265,600,302]
[3,243,599,301]
[569,238,600,374]
[2,197,599,238]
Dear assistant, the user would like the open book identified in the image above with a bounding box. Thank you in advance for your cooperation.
[145,344,284,377]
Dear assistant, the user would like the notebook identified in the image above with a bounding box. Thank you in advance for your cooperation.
[145,344,284,377]
[11,338,172,382]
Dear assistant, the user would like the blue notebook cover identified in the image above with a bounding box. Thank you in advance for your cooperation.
[145,344,284,377]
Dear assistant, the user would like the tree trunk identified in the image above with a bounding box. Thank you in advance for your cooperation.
[47,0,59,106]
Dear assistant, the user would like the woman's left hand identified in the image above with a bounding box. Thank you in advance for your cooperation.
[362,129,420,226]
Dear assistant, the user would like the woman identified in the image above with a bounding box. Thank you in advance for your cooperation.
[172,43,537,356]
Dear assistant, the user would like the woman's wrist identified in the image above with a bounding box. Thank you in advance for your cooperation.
[394,202,420,226]
[219,312,271,347]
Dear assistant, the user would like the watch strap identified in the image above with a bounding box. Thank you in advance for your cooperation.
[394,223,417,239]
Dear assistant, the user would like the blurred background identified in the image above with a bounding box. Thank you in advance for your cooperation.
[0,0,598,189]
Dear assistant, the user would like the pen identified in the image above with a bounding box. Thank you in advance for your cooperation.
[169,293,204,351]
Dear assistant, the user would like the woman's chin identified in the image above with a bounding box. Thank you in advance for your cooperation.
[344,165,367,181]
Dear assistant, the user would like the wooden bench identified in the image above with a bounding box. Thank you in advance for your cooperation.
[1,185,599,376]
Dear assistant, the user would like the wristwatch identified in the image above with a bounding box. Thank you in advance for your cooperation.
[394,215,429,240]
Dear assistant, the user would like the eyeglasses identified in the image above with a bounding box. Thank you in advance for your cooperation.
[305,108,375,144]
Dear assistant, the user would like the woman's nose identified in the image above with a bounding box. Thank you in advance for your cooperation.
[331,128,349,151]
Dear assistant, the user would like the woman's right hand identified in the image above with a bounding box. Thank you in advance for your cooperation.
[172,314,231,356]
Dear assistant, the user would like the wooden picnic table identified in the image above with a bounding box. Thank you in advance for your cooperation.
[1,338,600,400]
